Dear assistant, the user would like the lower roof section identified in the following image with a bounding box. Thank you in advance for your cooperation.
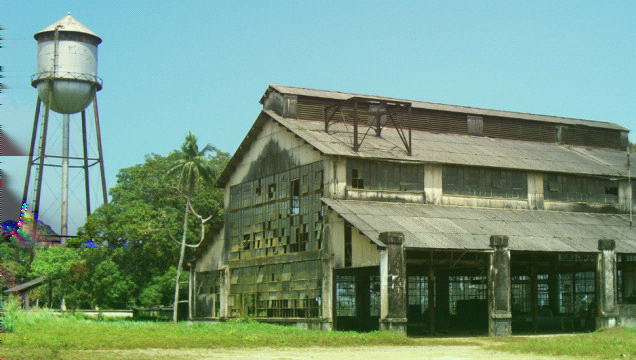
[3,275,47,293]
[322,198,636,253]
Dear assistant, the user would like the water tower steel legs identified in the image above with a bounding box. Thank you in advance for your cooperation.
[22,89,108,243]
[81,110,91,216]
[92,92,108,205]
[61,113,69,239]
[33,96,51,223]
[22,98,42,209]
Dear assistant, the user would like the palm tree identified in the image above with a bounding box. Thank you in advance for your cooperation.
[168,132,215,323]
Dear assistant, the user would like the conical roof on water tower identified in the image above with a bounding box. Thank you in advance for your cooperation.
[31,13,103,114]
[34,13,102,42]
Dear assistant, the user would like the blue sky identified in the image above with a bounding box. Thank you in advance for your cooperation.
[2,1,636,235]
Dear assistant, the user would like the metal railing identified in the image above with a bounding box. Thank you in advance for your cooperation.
[31,71,103,89]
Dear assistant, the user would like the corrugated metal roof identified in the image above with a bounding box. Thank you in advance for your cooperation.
[323,198,636,253]
[34,13,101,42]
[267,85,628,131]
[3,276,47,293]
[266,110,628,177]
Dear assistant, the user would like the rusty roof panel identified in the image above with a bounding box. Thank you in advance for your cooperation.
[323,198,636,253]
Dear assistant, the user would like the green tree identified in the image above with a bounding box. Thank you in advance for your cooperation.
[138,266,177,308]
[168,132,218,323]
[77,137,227,311]
[90,256,136,308]
[29,247,82,309]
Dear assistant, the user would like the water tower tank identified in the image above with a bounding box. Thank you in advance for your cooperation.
[31,13,102,114]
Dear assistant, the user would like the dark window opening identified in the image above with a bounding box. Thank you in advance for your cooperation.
[491,170,504,189]
[548,175,560,192]
[299,224,309,251]
[605,186,618,196]
[255,234,262,249]
[559,271,595,314]
[352,169,364,189]
[443,166,460,191]
[291,178,300,214]
[302,174,309,193]
[544,174,619,203]
[537,273,549,308]
[443,166,527,199]
[407,275,430,319]
[315,170,324,191]
[466,168,481,189]
[370,275,381,316]
[511,275,530,313]
[255,179,261,196]
[349,160,423,191]
[242,234,251,250]
[268,183,276,200]
[336,275,356,316]
[448,275,487,315]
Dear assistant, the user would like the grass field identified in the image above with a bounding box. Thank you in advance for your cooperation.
[2,306,636,360]
[488,327,636,359]
[1,308,413,359]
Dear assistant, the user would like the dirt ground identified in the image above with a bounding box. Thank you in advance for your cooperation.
[73,345,584,360]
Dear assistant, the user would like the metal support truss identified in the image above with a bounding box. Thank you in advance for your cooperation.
[323,97,412,155]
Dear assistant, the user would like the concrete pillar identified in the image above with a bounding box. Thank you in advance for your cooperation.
[424,164,442,205]
[220,266,230,319]
[321,256,334,331]
[378,232,407,334]
[527,172,544,210]
[326,157,347,200]
[489,235,512,336]
[597,239,619,329]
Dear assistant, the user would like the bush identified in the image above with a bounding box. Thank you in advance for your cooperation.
[2,295,22,332]
[137,267,177,308]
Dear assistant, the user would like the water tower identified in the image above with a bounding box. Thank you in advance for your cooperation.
[22,13,108,243]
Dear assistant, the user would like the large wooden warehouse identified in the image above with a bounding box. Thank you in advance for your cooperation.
[190,85,636,336]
